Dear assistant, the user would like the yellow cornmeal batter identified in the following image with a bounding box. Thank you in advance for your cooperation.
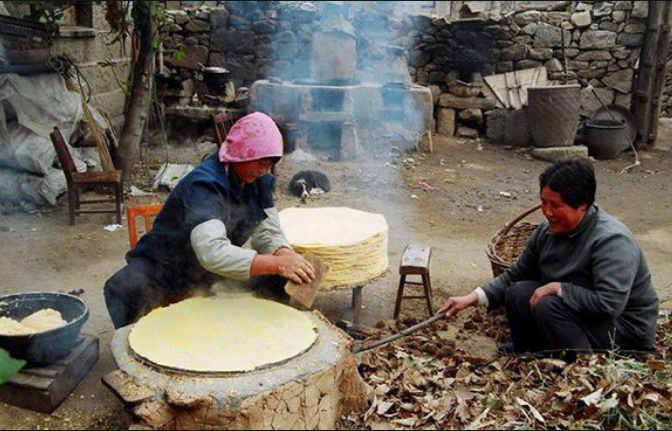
[128,296,319,373]
[0,309,68,335]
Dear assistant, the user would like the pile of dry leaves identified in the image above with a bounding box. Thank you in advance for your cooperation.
[344,310,672,430]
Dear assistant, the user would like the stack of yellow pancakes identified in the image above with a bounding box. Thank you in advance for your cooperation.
[279,207,389,290]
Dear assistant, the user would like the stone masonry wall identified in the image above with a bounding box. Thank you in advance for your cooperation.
[162,2,322,86]
[5,3,130,124]
[663,39,672,117]
[407,1,649,137]
[158,1,650,138]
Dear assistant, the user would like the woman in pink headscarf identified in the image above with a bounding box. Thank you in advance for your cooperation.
[104,112,315,329]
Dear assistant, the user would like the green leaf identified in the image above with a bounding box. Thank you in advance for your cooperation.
[171,50,186,62]
[0,349,26,385]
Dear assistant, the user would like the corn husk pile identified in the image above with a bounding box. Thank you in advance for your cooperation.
[280,207,389,290]
[343,310,672,430]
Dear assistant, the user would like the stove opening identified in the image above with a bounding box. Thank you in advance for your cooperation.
[308,123,342,160]
[312,88,346,112]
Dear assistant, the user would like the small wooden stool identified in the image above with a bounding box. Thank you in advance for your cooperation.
[394,244,434,320]
[0,335,99,413]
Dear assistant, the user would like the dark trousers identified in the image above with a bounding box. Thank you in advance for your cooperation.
[505,281,630,354]
[104,258,288,329]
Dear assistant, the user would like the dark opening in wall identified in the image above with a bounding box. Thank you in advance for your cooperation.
[307,122,342,160]
[75,2,94,28]
[312,88,345,112]
[382,84,405,106]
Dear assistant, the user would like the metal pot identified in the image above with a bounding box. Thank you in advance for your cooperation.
[155,72,188,90]
[201,66,231,88]
[586,119,628,160]
[0,292,89,367]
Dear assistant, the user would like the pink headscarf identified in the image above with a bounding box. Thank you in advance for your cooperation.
[218,112,283,163]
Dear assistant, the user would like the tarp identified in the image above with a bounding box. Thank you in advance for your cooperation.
[0,124,57,174]
[0,73,87,206]
[0,73,82,142]
[0,166,66,206]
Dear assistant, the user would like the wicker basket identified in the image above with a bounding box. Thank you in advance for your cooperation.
[486,204,542,278]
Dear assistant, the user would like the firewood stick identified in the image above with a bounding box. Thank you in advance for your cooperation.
[353,313,445,354]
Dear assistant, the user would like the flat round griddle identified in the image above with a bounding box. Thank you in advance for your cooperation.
[128,296,319,375]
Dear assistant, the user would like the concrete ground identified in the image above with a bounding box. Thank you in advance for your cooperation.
[1,129,671,429]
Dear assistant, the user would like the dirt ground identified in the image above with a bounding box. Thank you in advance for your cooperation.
[1,124,671,429]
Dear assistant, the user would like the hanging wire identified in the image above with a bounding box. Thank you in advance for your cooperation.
[152,74,170,166]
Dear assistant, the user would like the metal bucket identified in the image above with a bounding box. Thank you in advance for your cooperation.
[0,293,89,367]
[586,119,628,160]
[527,85,581,148]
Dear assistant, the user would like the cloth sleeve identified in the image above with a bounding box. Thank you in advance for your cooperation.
[561,233,638,318]
[250,207,292,255]
[191,219,257,281]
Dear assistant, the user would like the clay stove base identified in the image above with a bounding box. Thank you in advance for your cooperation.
[105,312,369,430]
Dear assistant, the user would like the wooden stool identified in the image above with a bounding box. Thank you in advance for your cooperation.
[0,335,99,413]
[394,244,434,320]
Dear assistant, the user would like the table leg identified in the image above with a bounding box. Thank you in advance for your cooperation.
[352,286,363,325]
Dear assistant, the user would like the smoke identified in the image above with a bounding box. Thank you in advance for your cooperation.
[248,1,434,162]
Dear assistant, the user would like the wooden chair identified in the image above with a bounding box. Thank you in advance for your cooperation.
[211,112,235,148]
[50,127,123,226]
[103,112,120,163]
[127,204,164,249]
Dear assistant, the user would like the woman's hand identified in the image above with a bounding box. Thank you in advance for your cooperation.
[438,292,479,318]
[530,282,562,310]
[275,252,315,284]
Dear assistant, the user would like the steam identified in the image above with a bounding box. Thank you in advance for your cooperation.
[250,2,433,161]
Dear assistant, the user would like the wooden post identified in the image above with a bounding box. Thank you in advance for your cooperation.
[633,2,672,145]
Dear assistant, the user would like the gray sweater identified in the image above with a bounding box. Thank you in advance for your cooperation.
[483,206,659,350]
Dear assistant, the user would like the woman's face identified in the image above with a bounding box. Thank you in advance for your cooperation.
[540,187,588,234]
[231,159,275,183]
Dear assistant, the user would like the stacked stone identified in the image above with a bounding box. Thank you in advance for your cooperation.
[163,6,213,71]
[408,1,649,138]
[162,2,322,86]
[157,1,649,140]
[436,72,497,139]
[663,49,672,117]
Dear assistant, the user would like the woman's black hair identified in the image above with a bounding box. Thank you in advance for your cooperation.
[539,159,596,209]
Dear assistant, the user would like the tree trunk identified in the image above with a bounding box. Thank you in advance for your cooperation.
[115,2,155,184]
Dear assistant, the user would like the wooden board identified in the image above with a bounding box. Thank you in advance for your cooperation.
[102,370,155,406]
[400,244,432,275]
[0,335,99,414]
[484,66,548,110]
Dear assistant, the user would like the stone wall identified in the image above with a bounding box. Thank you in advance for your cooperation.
[162,2,429,87]
[158,1,650,139]
[663,42,672,117]
[408,1,649,137]
[163,2,322,86]
[4,4,130,125]
[163,1,218,10]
